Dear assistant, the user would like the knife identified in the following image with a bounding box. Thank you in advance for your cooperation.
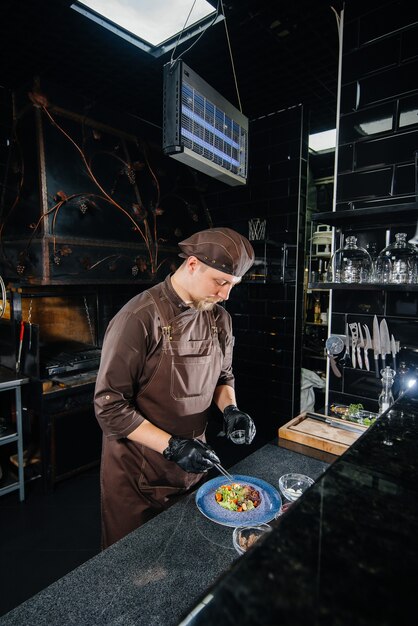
[372,315,381,378]
[344,321,350,365]
[306,412,365,434]
[349,322,358,368]
[363,324,372,372]
[380,318,391,368]
[391,334,397,371]
[16,320,25,374]
[356,323,364,369]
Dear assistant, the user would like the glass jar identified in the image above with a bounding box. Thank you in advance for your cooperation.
[374,233,417,284]
[378,366,396,415]
[327,235,372,283]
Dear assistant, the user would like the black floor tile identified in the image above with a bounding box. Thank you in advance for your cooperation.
[0,467,101,618]
[0,432,268,618]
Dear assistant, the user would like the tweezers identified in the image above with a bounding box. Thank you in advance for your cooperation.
[214,463,235,483]
[193,438,235,483]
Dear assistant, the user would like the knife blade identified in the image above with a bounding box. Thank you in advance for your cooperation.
[380,318,391,368]
[349,322,358,368]
[344,321,350,365]
[357,323,364,369]
[305,412,365,434]
[373,315,381,378]
[391,334,397,372]
[363,324,372,372]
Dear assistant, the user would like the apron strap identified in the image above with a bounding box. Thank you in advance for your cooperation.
[147,284,219,343]
[146,290,172,346]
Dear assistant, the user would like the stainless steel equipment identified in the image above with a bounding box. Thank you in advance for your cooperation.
[391,334,397,371]
[373,315,381,378]
[357,323,364,369]
[325,335,344,378]
[349,322,359,369]
[363,324,372,372]
[380,319,391,368]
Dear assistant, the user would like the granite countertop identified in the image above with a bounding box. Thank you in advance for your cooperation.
[179,393,418,626]
[0,442,328,626]
[4,393,417,626]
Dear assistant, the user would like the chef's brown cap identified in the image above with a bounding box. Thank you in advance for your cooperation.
[178,227,255,277]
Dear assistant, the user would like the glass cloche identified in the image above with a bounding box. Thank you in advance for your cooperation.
[327,235,372,283]
[374,233,417,284]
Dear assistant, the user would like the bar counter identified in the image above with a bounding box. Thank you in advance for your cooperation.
[180,392,418,626]
[2,392,417,625]
[0,442,327,625]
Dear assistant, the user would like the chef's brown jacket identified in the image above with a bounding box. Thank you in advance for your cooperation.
[94,274,235,547]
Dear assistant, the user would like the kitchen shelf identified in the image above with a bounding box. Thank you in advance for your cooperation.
[309,282,418,291]
[311,202,418,227]
[307,286,331,292]
[0,367,30,501]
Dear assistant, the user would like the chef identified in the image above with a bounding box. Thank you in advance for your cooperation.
[94,227,256,548]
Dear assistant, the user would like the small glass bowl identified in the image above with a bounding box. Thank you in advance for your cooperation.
[350,410,378,426]
[232,523,272,555]
[279,473,314,502]
[229,429,246,445]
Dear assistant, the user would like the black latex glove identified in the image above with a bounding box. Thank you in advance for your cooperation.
[163,436,220,473]
[223,405,256,444]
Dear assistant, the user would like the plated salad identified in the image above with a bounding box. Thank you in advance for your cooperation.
[214,483,261,512]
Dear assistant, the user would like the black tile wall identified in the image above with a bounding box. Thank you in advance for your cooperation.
[204,105,308,436]
[341,59,418,113]
[339,102,395,145]
[394,163,416,195]
[352,2,417,48]
[327,0,418,410]
[337,144,354,173]
[401,23,418,61]
[355,130,418,169]
[332,290,385,316]
[337,167,393,201]
[399,93,418,128]
[342,36,399,84]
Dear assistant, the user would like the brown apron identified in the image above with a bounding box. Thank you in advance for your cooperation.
[101,282,223,547]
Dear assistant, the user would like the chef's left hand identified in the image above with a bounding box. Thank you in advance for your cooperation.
[223,405,256,444]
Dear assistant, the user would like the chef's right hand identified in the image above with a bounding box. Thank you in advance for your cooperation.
[163,436,220,473]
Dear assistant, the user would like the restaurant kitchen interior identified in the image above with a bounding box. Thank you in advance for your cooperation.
[1,0,418,621]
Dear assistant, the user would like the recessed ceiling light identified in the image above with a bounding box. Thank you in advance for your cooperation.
[72,0,219,55]
[309,129,336,153]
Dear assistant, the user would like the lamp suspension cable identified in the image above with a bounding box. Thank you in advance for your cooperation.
[219,0,242,113]
[170,0,197,66]
[170,0,221,69]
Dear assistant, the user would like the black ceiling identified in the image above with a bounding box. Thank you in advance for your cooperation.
[0,0,343,135]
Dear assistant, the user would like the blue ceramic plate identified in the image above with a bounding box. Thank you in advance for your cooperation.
[195,474,282,527]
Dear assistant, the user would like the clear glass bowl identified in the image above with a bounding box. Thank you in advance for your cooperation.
[279,473,314,502]
[374,233,417,284]
[232,523,272,555]
[354,410,378,426]
[329,403,378,426]
[327,235,372,283]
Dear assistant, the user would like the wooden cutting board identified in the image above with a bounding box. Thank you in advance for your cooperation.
[278,412,367,456]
